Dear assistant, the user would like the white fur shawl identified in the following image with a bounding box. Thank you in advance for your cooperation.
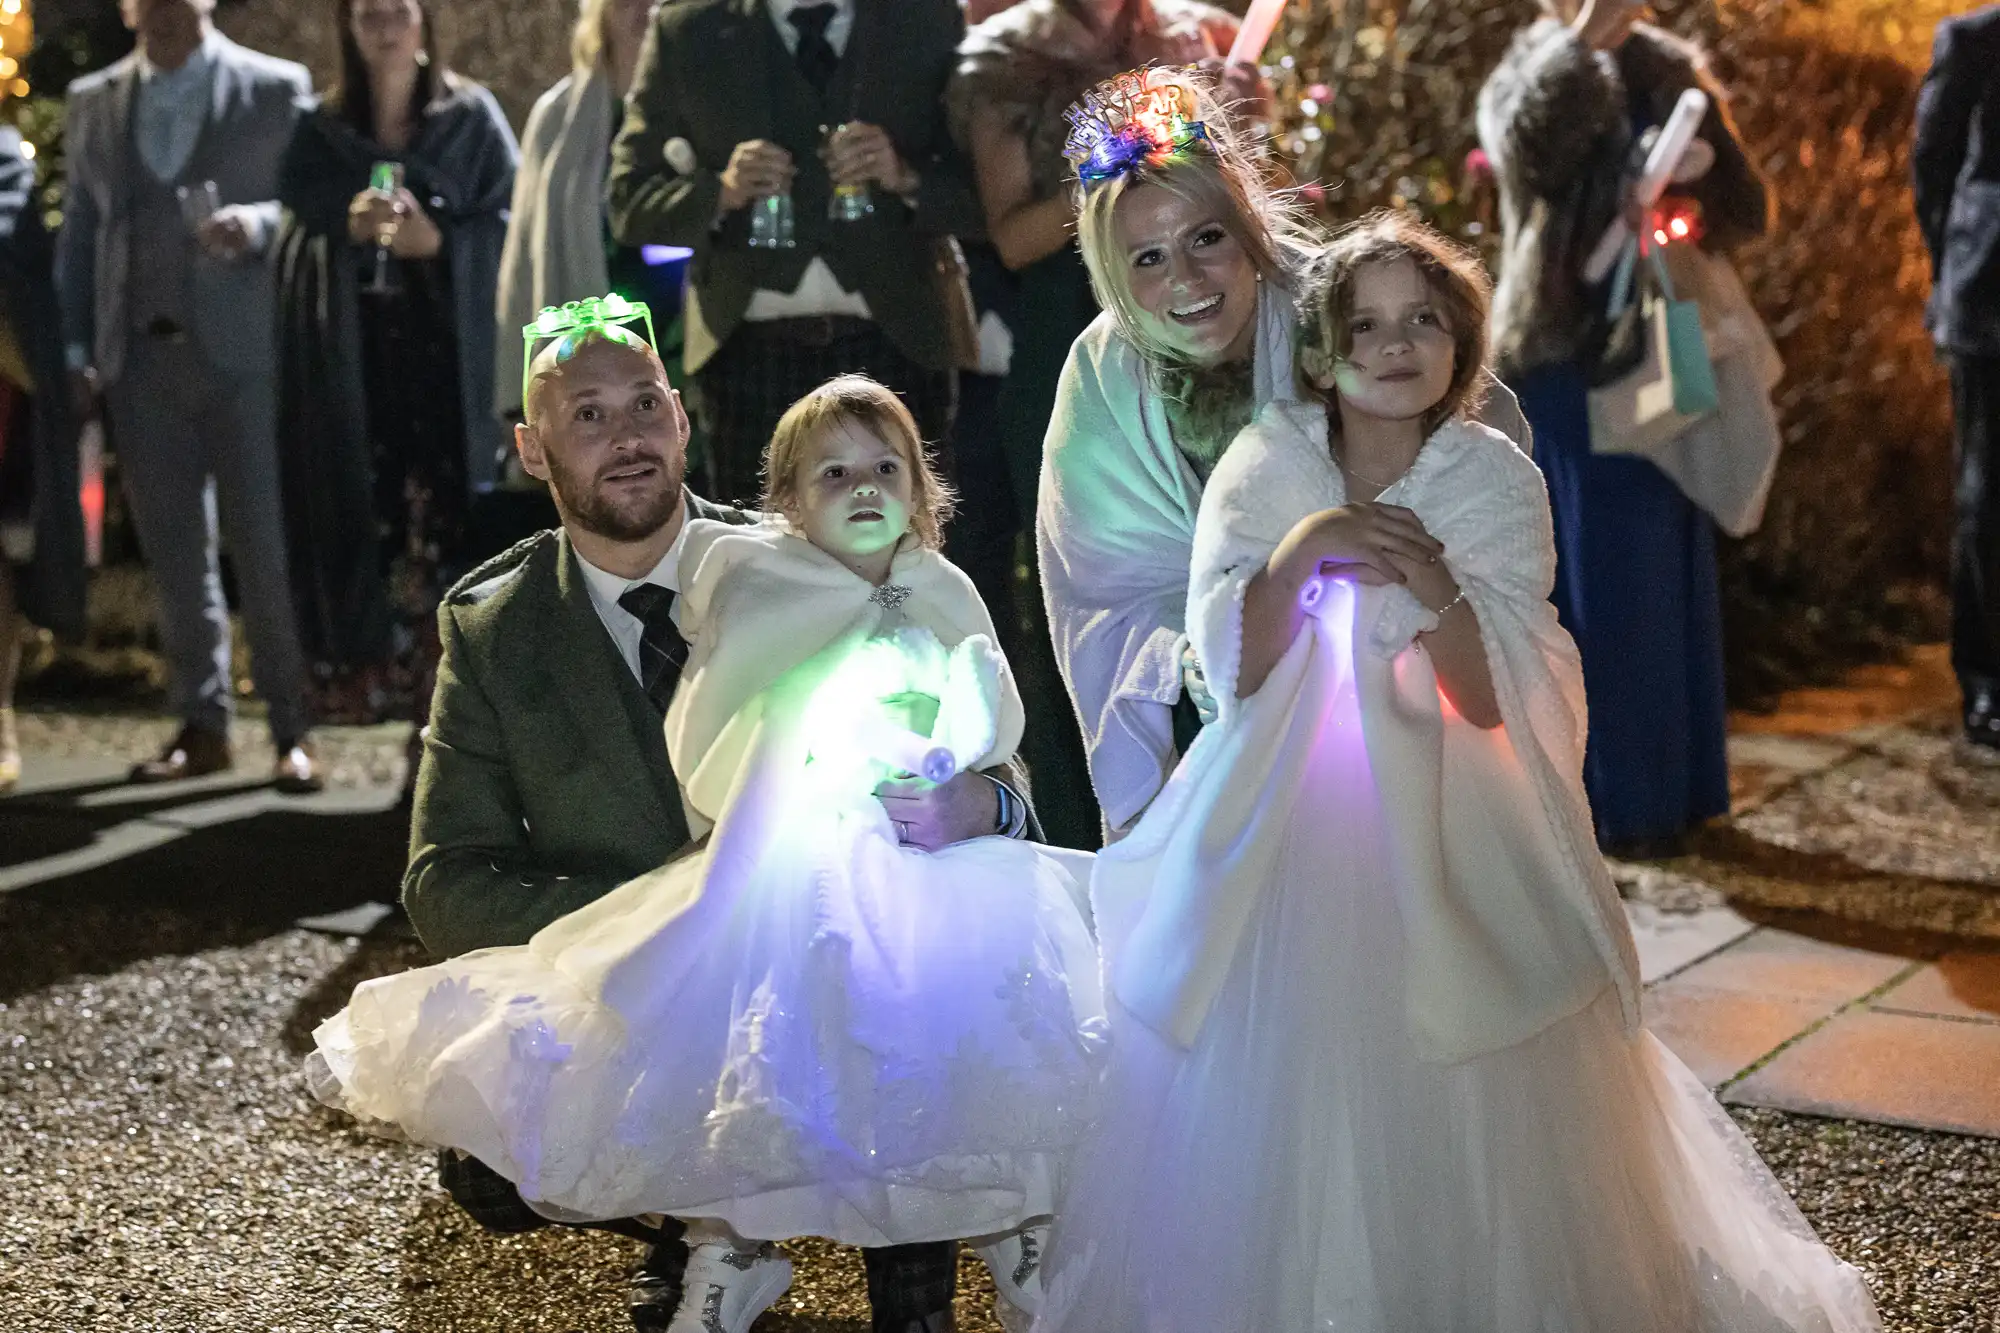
[1097,402,1642,1063]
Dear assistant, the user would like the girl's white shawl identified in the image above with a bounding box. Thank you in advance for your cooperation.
[1097,402,1641,1064]
[532,520,1022,1013]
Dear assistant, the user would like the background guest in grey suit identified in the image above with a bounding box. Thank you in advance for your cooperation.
[54,0,322,791]
[1916,3,2000,752]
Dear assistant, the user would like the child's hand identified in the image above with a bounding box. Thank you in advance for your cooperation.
[1269,503,1444,592]
[1384,546,1461,616]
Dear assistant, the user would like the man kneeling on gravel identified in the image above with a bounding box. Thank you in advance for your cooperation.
[399,325,1031,1332]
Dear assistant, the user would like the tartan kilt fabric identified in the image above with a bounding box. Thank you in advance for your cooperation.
[691,316,958,510]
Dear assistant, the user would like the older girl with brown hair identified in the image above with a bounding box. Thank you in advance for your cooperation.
[1035,209,1879,1333]
[1038,68,1532,842]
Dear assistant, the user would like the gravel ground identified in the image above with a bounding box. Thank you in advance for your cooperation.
[0,928,1008,1333]
[1619,714,2000,941]
[1737,717,2000,890]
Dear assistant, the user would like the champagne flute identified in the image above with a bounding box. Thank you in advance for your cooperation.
[364,161,405,295]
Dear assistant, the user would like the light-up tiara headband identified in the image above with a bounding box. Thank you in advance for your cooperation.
[522,294,658,404]
[1063,68,1212,187]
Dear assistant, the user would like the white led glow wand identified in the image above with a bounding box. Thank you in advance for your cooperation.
[1581,87,1710,285]
[844,715,959,785]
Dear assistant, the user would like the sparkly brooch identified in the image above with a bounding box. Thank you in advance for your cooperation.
[869,583,911,611]
[1064,68,1212,186]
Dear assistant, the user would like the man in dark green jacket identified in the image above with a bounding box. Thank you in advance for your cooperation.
[406,328,1026,1332]
[607,0,980,510]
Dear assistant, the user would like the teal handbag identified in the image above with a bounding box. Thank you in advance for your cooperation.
[1653,246,1720,416]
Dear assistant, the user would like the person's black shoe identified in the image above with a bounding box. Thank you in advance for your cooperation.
[628,1233,691,1332]
[1966,682,2000,750]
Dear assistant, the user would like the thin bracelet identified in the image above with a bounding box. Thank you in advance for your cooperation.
[1426,586,1467,619]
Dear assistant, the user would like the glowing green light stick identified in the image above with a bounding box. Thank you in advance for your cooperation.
[521,294,659,406]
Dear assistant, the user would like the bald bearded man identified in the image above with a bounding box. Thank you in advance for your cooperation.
[405,328,1030,1332]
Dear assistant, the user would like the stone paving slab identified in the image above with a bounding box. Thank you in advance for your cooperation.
[1625,900,1758,984]
[1728,644,1958,741]
[1643,984,1836,1088]
[1659,926,1912,1005]
[1726,1008,2000,1139]
[1871,953,2000,1024]
[1641,928,1916,1092]
[1641,923,2000,1138]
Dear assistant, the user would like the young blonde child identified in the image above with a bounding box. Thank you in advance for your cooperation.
[311,376,1102,1333]
[1034,213,1880,1332]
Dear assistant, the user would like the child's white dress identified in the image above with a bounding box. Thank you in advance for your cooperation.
[1033,404,1881,1332]
[309,523,1105,1247]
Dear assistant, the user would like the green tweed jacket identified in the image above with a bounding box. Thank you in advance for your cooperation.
[402,495,750,959]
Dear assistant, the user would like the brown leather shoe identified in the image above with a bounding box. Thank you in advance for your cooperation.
[129,725,233,784]
[273,735,325,795]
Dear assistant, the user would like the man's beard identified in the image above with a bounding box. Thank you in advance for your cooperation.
[547,450,684,542]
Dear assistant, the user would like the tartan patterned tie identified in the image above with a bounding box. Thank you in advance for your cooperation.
[617,583,689,715]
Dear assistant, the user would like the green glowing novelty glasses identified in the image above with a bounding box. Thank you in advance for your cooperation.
[521,294,658,405]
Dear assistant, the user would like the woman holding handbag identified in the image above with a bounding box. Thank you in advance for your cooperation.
[1477,0,1769,856]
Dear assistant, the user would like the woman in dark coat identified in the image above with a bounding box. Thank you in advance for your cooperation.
[0,125,85,795]
[275,0,517,732]
[1477,0,1770,854]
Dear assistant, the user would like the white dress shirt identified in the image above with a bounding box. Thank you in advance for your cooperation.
[745,0,873,324]
[134,30,221,184]
[574,521,692,683]
[765,0,855,59]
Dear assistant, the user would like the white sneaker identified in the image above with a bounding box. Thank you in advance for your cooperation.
[665,1239,794,1333]
[974,1222,1047,1333]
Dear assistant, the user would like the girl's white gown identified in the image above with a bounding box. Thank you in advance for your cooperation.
[308,523,1105,1247]
[1035,403,1881,1332]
